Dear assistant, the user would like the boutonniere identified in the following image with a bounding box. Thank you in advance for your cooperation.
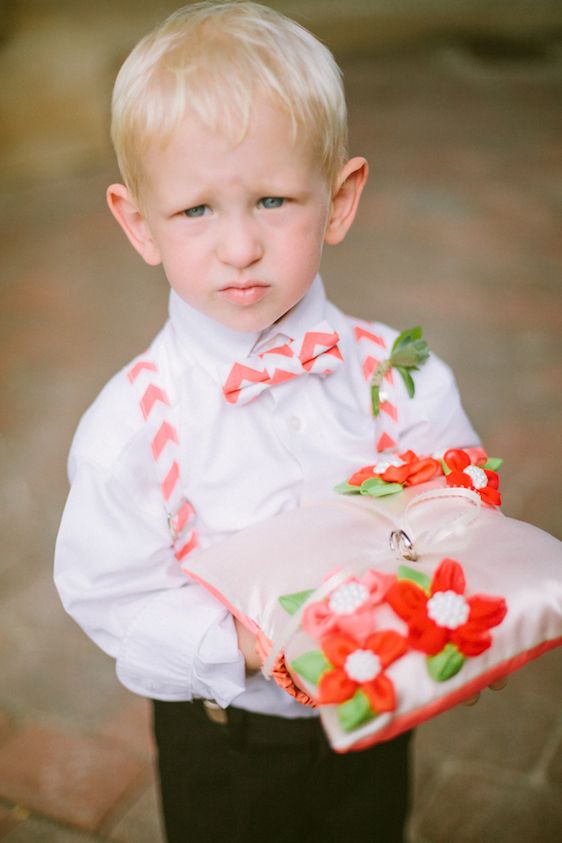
[371,327,430,416]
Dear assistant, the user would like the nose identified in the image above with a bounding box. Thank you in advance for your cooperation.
[216,214,263,269]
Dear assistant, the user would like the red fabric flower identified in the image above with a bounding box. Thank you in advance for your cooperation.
[386,557,507,657]
[317,630,408,713]
[444,448,501,507]
[347,450,442,488]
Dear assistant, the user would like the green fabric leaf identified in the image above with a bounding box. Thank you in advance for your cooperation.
[440,458,452,475]
[484,457,503,472]
[291,651,331,685]
[338,689,376,732]
[360,479,404,498]
[427,643,465,682]
[397,565,431,591]
[396,365,416,398]
[334,481,361,495]
[279,589,315,616]
[360,476,387,490]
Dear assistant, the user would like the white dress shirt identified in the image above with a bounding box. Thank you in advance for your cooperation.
[54,276,479,717]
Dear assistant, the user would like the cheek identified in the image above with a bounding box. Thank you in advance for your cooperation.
[160,236,205,275]
[306,204,331,249]
[294,218,328,270]
[286,210,328,256]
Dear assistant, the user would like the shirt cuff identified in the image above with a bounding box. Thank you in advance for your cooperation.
[192,611,246,708]
[115,584,245,704]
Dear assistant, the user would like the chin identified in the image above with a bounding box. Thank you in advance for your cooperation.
[220,308,285,334]
[228,316,277,334]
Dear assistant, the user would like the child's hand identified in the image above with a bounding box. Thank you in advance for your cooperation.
[462,676,508,706]
[234,617,262,674]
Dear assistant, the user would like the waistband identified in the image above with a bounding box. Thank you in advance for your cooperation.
[200,699,325,747]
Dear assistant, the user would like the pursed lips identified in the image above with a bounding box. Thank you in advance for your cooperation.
[217,282,270,305]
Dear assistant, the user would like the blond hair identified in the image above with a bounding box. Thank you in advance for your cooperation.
[110,1,348,201]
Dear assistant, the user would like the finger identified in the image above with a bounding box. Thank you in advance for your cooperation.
[489,677,508,691]
[462,693,480,706]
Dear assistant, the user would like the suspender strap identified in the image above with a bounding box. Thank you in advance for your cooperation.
[127,356,199,561]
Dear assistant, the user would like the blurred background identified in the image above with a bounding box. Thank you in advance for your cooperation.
[0,1,561,841]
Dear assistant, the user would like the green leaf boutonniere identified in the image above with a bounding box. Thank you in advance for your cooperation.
[371,327,430,416]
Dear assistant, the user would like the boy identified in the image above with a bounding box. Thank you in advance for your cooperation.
[54,3,480,841]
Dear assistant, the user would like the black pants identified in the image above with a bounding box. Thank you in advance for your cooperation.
[153,700,412,843]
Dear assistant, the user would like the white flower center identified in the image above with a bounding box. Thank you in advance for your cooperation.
[328,582,369,615]
[344,649,382,683]
[464,465,488,490]
[427,590,470,629]
[374,456,405,474]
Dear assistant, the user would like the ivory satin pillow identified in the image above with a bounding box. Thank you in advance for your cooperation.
[182,482,562,753]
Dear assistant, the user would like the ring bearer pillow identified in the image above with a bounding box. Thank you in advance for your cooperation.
[182,449,562,753]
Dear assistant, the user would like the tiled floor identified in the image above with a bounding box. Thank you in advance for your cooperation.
[1,42,561,842]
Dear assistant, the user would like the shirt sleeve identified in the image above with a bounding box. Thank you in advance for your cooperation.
[397,351,481,455]
[54,459,246,706]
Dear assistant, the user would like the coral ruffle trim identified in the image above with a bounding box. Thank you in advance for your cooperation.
[256,629,317,707]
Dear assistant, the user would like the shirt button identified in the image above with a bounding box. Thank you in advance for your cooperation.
[287,415,302,432]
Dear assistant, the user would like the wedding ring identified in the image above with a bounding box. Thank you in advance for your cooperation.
[389,529,418,562]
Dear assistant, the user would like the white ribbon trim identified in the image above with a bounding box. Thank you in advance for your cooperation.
[401,486,482,551]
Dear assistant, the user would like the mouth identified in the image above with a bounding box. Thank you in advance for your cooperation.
[218,282,270,306]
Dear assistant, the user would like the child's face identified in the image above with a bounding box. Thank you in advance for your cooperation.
[129,101,334,332]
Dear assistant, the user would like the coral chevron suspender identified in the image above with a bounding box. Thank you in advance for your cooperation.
[126,358,198,561]
[126,321,402,561]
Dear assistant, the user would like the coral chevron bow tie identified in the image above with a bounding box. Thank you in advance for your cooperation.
[222,321,344,405]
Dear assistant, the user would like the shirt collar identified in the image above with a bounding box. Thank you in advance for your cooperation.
[168,275,328,375]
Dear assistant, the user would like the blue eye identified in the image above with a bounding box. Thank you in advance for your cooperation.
[259,197,284,209]
[184,204,208,218]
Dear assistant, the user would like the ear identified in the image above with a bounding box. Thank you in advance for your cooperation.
[106,183,162,266]
[324,157,368,246]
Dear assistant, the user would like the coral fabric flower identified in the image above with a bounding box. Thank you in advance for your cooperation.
[347,450,441,488]
[444,448,501,507]
[383,450,442,486]
[302,569,395,643]
[386,557,507,657]
[317,630,408,713]
[347,464,382,487]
